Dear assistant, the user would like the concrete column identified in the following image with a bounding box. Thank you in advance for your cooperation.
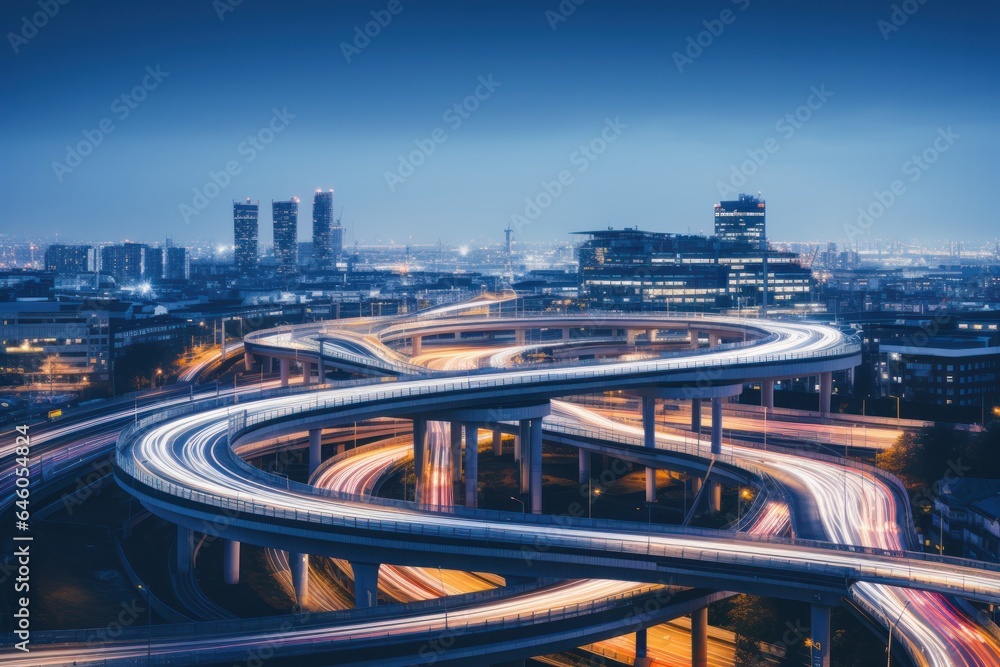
[761,379,775,410]
[519,420,530,494]
[302,362,313,385]
[279,358,290,387]
[709,480,722,513]
[177,525,193,574]
[515,329,526,345]
[243,351,255,372]
[352,562,380,608]
[308,428,322,474]
[290,552,309,608]
[819,372,833,416]
[578,449,591,484]
[646,328,657,342]
[464,423,479,508]
[411,336,422,357]
[626,329,637,345]
[692,476,703,495]
[642,395,656,503]
[634,627,651,667]
[709,332,721,346]
[691,397,702,433]
[692,606,709,667]
[513,428,521,463]
[710,397,722,456]
[413,419,426,504]
[562,328,571,340]
[492,428,502,456]
[223,540,240,585]
[450,422,463,483]
[810,604,832,667]
[530,418,543,514]
[317,362,326,384]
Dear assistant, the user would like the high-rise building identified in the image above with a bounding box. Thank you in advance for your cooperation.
[44,244,96,274]
[272,198,299,273]
[165,247,190,281]
[145,247,163,283]
[100,243,146,284]
[312,189,334,268]
[234,199,259,275]
[714,193,766,249]
[331,220,344,262]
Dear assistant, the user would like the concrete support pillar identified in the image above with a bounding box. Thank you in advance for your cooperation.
[450,422,463,483]
[642,395,657,503]
[411,336,422,357]
[177,525,193,575]
[308,428,322,474]
[223,540,240,585]
[692,476,703,495]
[519,420,530,494]
[243,351,255,372]
[692,606,709,667]
[562,328,571,340]
[515,329,526,345]
[710,397,722,456]
[464,423,479,508]
[513,429,521,463]
[290,552,309,608]
[819,372,833,416]
[709,332,721,346]
[302,362,313,385]
[352,562,380,608]
[492,428,502,456]
[646,328,657,342]
[413,419,426,504]
[761,379,775,410]
[279,358,290,387]
[634,627,651,667]
[691,397,702,433]
[578,449,591,484]
[626,329,637,345]
[810,604,832,667]
[317,362,326,384]
[530,418,544,514]
[709,480,722,513]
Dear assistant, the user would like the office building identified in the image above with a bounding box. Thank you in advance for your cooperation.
[145,247,163,283]
[715,193,766,249]
[272,198,299,274]
[312,189,334,268]
[576,228,812,311]
[44,244,96,274]
[234,199,259,275]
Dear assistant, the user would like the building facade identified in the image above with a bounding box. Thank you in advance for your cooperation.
[164,246,191,281]
[100,243,146,284]
[44,244,96,274]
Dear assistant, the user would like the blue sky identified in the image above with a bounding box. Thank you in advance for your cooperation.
[2,0,998,247]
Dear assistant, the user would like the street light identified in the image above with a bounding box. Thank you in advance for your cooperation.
[137,583,151,665]
[887,600,912,667]
[737,488,753,526]
[509,496,525,513]
[589,486,601,519]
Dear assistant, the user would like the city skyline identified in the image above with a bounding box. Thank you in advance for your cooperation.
[3,0,999,246]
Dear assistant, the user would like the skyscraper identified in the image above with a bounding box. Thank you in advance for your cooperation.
[714,193,766,249]
[312,189,334,269]
[100,242,146,284]
[44,244,96,274]
[233,199,259,275]
[272,198,299,274]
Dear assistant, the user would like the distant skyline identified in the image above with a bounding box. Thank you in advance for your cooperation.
[3,0,999,246]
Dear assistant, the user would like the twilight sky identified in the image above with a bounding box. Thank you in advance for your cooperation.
[2,0,998,247]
